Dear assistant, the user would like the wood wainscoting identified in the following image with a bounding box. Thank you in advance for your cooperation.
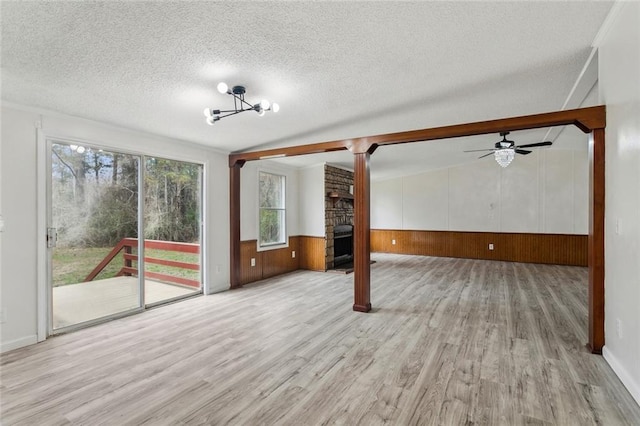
[240,237,299,285]
[240,236,326,285]
[371,229,588,266]
[298,236,326,272]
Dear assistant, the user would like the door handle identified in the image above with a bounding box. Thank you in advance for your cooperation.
[47,227,57,248]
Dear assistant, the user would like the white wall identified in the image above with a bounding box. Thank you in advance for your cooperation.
[372,149,588,234]
[298,164,325,237]
[0,104,230,352]
[1,107,39,351]
[597,1,640,405]
[240,160,299,243]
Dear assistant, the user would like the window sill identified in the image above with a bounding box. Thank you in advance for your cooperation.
[257,240,289,252]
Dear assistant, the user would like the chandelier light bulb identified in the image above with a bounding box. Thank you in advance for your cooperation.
[258,109,266,117]
[271,103,280,113]
[76,146,86,154]
[203,108,213,118]
[70,144,78,151]
[217,82,228,94]
[206,116,216,125]
[260,99,270,110]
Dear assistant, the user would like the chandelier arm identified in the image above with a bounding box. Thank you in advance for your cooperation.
[216,110,251,119]
[229,93,256,110]
[215,109,244,114]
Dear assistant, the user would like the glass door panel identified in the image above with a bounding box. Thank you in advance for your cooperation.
[143,157,202,306]
[50,142,142,330]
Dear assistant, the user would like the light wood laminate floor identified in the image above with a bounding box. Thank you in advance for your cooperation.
[1,254,639,425]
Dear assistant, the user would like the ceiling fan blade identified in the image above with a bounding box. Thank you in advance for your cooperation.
[478,152,494,159]
[515,149,532,155]
[464,148,496,153]
[516,141,552,149]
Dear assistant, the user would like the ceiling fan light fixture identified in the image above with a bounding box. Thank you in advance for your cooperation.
[465,132,552,167]
[494,148,515,168]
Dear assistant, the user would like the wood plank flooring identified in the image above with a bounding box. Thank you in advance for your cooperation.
[1,254,639,425]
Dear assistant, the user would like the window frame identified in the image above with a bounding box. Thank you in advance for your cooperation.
[257,170,288,251]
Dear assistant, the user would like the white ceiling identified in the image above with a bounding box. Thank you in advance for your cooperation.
[1,1,611,179]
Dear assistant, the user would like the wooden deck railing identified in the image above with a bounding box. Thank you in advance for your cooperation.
[84,238,200,288]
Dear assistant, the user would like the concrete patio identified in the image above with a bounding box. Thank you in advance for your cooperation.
[52,276,199,329]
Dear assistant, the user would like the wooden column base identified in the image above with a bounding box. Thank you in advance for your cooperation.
[586,343,603,355]
[353,303,372,313]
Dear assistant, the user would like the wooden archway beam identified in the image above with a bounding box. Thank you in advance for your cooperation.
[228,104,606,353]
[229,105,605,166]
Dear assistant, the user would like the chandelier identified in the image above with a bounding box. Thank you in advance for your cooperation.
[494,148,515,168]
[203,82,279,125]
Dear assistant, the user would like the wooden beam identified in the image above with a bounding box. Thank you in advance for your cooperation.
[229,106,605,164]
[229,140,348,166]
[227,105,607,347]
[588,128,605,354]
[230,162,244,289]
[353,152,371,312]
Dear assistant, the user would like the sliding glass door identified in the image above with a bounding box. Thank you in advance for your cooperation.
[143,157,202,306]
[49,142,142,330]
[48,142,203,332]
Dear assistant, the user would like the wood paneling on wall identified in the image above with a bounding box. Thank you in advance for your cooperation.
[240,240,264,285]
[240,236,326,285]
[371,229,588,266]
[298,236,326,272]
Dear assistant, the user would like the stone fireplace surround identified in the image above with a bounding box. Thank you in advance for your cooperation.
[324,164,354,270]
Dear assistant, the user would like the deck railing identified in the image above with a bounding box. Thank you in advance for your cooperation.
[84,238,200,288]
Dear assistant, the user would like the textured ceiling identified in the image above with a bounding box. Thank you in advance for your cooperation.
[1,1,611,178]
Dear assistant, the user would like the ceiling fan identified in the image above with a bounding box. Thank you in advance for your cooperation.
[464,131,552,167]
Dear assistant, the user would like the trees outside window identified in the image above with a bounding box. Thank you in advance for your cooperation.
[259,171,286,247]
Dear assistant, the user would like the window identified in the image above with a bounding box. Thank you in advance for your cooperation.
[259,171,286,247]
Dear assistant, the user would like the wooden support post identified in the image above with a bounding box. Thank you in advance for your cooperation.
[588,128,605,354]
[124,245,132,276]
[230,161,244,289]
[353,151,372,312]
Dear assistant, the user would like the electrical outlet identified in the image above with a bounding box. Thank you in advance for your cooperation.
[0,308,6,324]
[392,239,396,245]
[489,243,494,250]
[292,250,296,258]
[615,219,621,235]
[250,258,256,267]
[215,265,221,274]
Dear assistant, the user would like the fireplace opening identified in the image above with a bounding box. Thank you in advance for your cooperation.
[333,224,353,267]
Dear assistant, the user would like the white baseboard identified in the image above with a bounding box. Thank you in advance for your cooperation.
[1,334,38,353]
[603,346,640,406]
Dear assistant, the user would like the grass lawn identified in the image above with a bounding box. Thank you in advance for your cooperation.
[53,246,200,287]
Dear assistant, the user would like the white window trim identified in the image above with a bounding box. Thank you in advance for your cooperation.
[256,169,288,252]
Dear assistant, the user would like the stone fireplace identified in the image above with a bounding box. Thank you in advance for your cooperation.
[324,164,354,270]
